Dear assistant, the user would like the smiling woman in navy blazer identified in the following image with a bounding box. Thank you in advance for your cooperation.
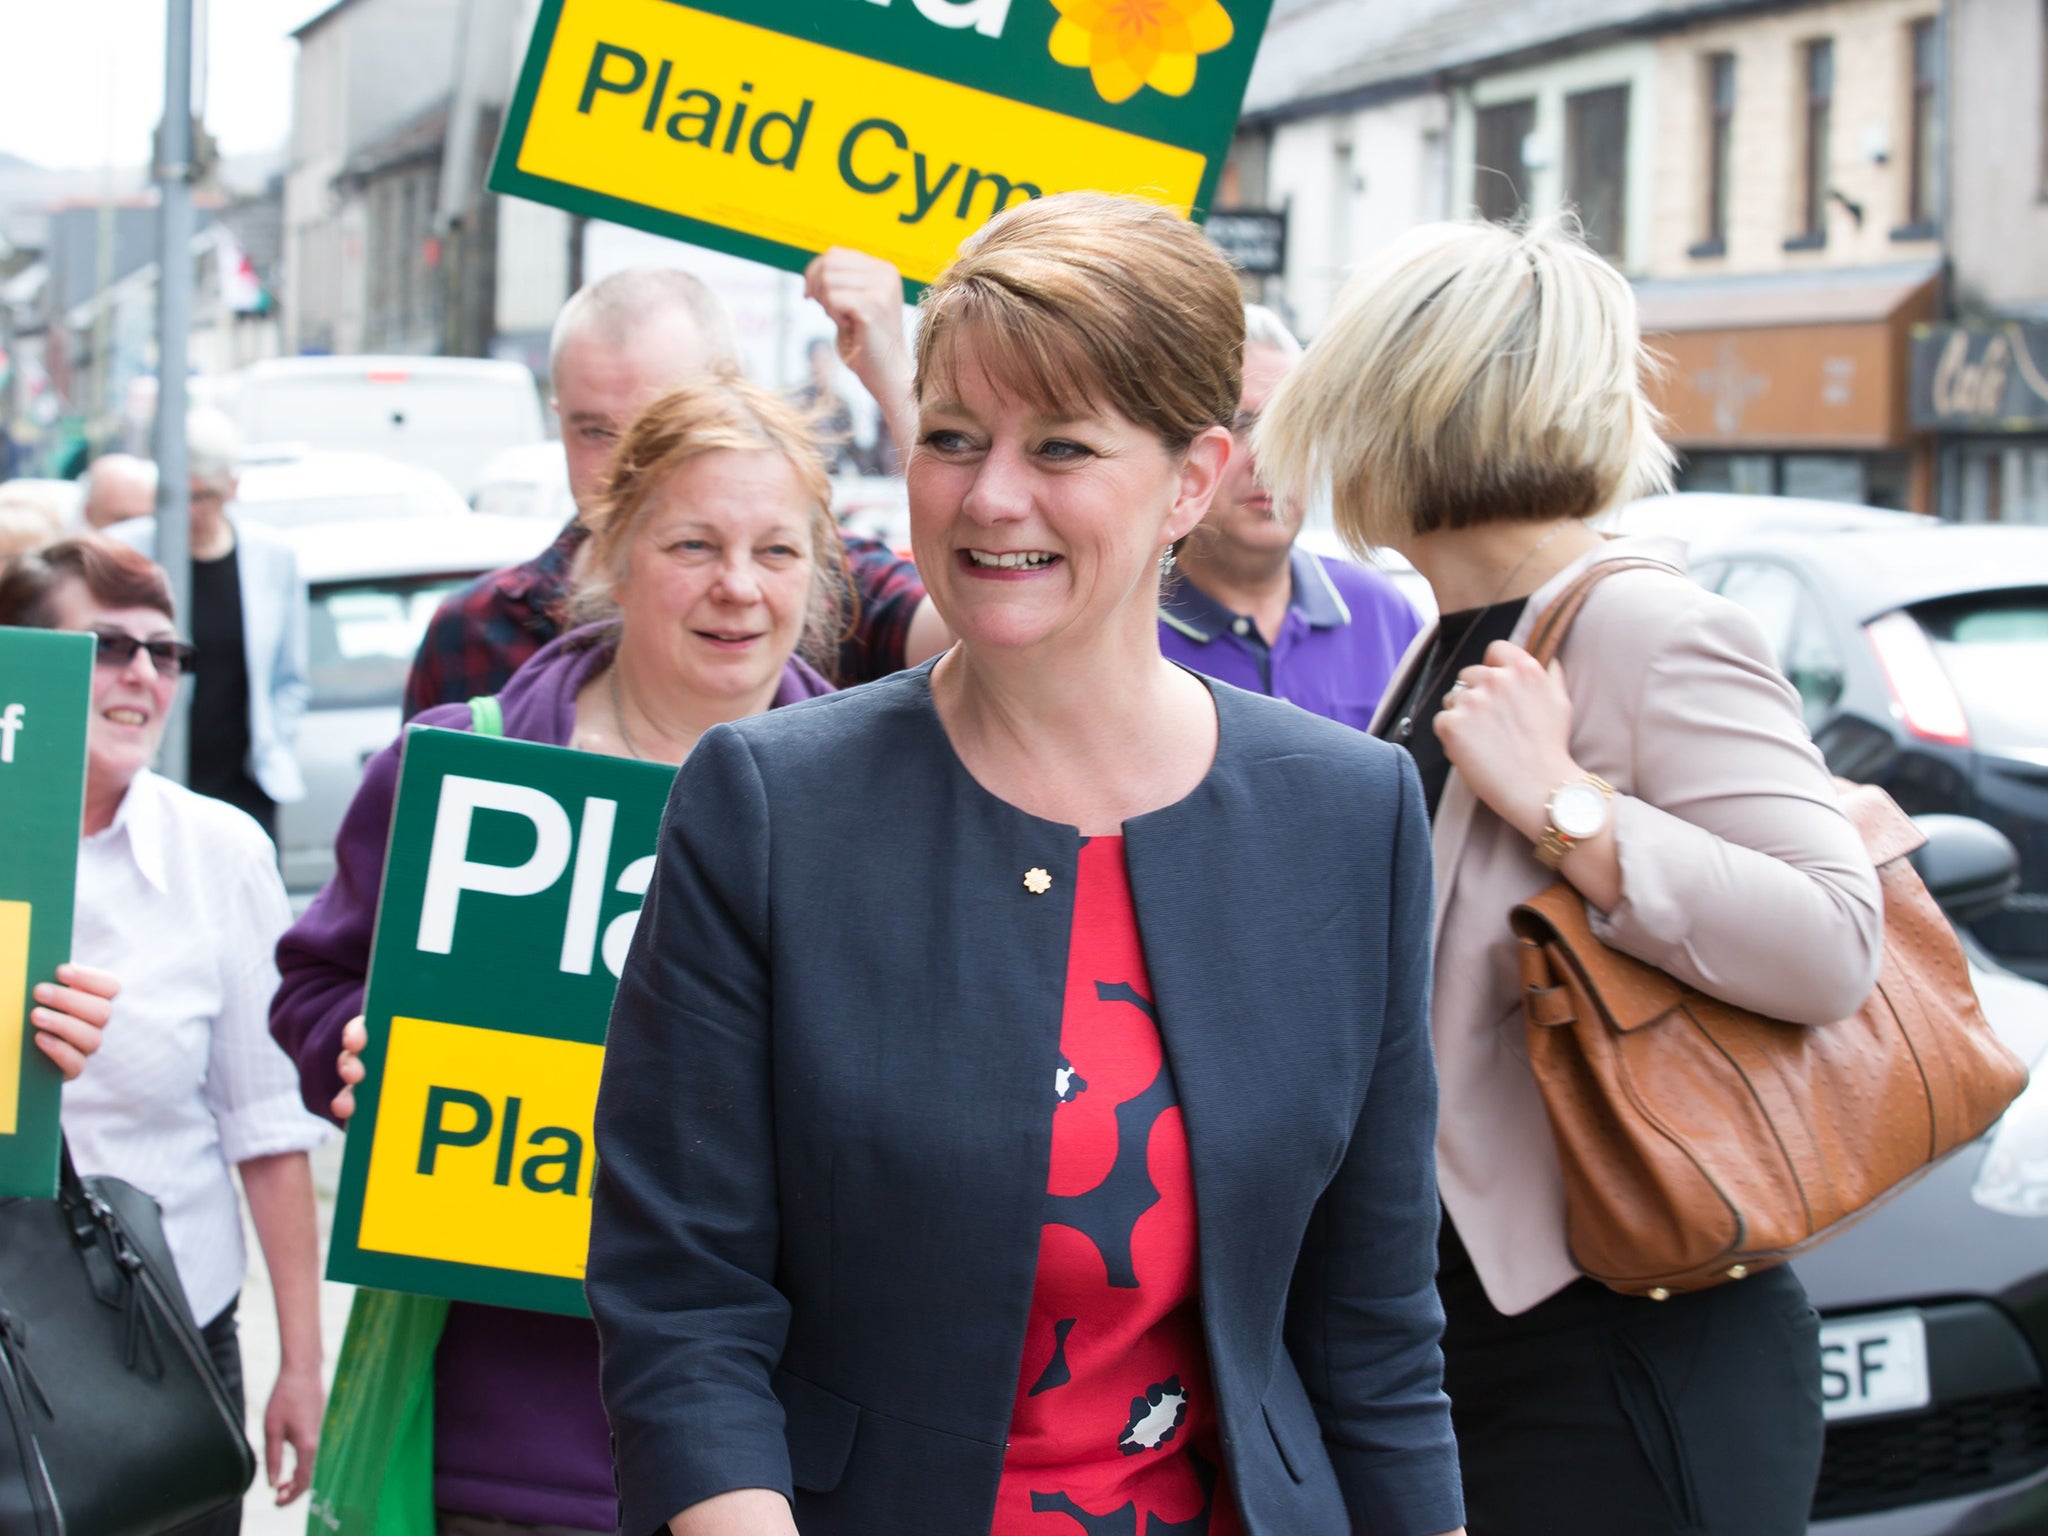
[589,195,1467,1536]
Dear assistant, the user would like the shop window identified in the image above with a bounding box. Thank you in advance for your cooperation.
[1566,85,1631,260]
[1959,447,2048,524]
[1716,561,1847,728]
[1781,454,1870,504]
[1475,98,1535,223]
[1901,18,1940,236]
[1695,54,1736,256]
[1679,451,1913,509]
[1861,452,1915,512]
[1678,451,1776,495]
[1792,39,1834,247]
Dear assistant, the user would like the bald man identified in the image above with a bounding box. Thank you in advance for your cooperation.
[402,253,944,717]
[80,453,157,530]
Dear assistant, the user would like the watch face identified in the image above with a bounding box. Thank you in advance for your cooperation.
[1551,781,1611,840]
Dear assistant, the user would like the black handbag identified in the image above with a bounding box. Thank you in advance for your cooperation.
[0,1144,255,1535]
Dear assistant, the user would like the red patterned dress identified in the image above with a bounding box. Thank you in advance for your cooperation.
[990,837,1245,1536]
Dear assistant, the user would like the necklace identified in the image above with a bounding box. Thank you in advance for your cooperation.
[608,663,646,761]
[1388,521,1573,745]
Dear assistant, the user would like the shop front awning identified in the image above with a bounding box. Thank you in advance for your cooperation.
[1632,262,1941,449]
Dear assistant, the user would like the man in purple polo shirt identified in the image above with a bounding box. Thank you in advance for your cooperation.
[1158,305,1421,730]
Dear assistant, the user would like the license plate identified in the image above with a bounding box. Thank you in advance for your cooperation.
[1820,1311,1931,1422]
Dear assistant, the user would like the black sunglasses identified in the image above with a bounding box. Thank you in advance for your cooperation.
[92,630,199,677]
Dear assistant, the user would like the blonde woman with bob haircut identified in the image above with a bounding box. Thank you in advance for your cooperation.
[589,193,1468,1536]
[1259,217,1883,1536]
[270,377,840,1535]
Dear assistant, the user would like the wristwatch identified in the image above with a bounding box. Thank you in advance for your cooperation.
[1535,773,1615,870]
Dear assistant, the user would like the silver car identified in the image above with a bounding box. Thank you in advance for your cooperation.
[278,514,558,901]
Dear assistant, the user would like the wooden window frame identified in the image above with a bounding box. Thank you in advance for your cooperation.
[1474,97,1537,225]
[1905,17,1940,232]
[1791,38,1834,248]
[1695,53,1736,255]
[1564,83,1632,261]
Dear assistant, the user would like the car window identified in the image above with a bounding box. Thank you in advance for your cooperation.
[1911,588,2048,723]
[1715,560,1846,728]
[307,574,474,709]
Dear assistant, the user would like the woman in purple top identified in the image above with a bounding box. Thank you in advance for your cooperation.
[269,377,841,1534]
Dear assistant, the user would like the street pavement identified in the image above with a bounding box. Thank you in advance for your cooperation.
[237,1135,354,1536]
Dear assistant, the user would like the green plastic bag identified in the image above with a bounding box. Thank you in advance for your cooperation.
[308,691,485,1535]
[304,1289,449,1536]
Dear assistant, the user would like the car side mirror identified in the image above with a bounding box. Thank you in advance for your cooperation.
[1910,814,2021,925]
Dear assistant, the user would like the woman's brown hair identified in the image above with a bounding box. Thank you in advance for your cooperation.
[914,192,1244,451]
[0,535,176,628]
[572,375,851,673]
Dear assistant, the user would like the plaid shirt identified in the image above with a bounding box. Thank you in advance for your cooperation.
[402,519,927,719]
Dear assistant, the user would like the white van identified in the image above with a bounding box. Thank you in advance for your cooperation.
[221,356,546,498]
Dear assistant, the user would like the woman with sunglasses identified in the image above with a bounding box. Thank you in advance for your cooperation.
[0,536,332,1533]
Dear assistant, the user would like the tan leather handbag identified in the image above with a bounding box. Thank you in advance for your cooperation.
[1510,560,2030,1298]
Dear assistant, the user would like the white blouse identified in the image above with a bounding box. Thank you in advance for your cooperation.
[64,769,328,1326]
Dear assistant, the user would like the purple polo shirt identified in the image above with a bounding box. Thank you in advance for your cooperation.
[1158,547,1422,731]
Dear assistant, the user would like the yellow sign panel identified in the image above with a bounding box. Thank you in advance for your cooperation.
[0,902,27,1137]
[357,1015,605,1281]
[513,0,1207,284]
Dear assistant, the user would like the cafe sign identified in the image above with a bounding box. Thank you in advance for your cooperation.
[1910,320,2048,433]
[487,0,1274,289]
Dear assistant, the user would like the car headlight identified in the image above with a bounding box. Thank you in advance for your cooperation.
[1973,1056,2048,1217]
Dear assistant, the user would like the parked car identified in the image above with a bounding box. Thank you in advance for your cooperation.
[1606,490,1921,541]
[233,449,471,528]
[217,355,546,497]
[1615,496,2048,984]
[1799,816,2048,1534]
[470,441,577,524]
[277,513,559,900]
[1610,499,2048,1531]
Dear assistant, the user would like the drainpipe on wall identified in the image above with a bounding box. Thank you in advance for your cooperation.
[1934,0,1959,519]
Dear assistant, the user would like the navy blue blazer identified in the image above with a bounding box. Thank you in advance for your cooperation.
[589,665,1461,1536]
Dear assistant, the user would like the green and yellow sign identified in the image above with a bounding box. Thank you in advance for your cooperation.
[0,628,93,1199]
[328,728,677,1315]
[487,0,1272,287]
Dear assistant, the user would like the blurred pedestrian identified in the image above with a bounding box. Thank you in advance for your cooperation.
[80,452,158,530]
[402,257,946,718]
[111,410,309,845]
[0,535,331,1531]
[273,378,842,1535]
[1159,305,1421,727]
[1258,218,1884,1536]
[794,335,859,474]
[588,194,1465,1536]
[0,480,64,560]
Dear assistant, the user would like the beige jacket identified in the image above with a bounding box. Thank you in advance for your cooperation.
[1372,536,1886,1316]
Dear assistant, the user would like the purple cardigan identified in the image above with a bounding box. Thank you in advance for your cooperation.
[272,625,832,1530]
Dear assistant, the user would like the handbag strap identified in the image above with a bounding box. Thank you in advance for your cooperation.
[467,695,505,738]
[1525,557,1684,666]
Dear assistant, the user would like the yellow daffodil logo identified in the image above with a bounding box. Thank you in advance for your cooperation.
[1047,0,1235,104]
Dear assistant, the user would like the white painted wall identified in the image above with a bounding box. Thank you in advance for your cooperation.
[1450,40,1661,274]
[1266,91,1453,336]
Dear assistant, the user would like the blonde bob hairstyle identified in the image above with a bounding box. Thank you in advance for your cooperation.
[572,376,851,672]
[914,192,1243,452]
[1256,218,1675,552]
